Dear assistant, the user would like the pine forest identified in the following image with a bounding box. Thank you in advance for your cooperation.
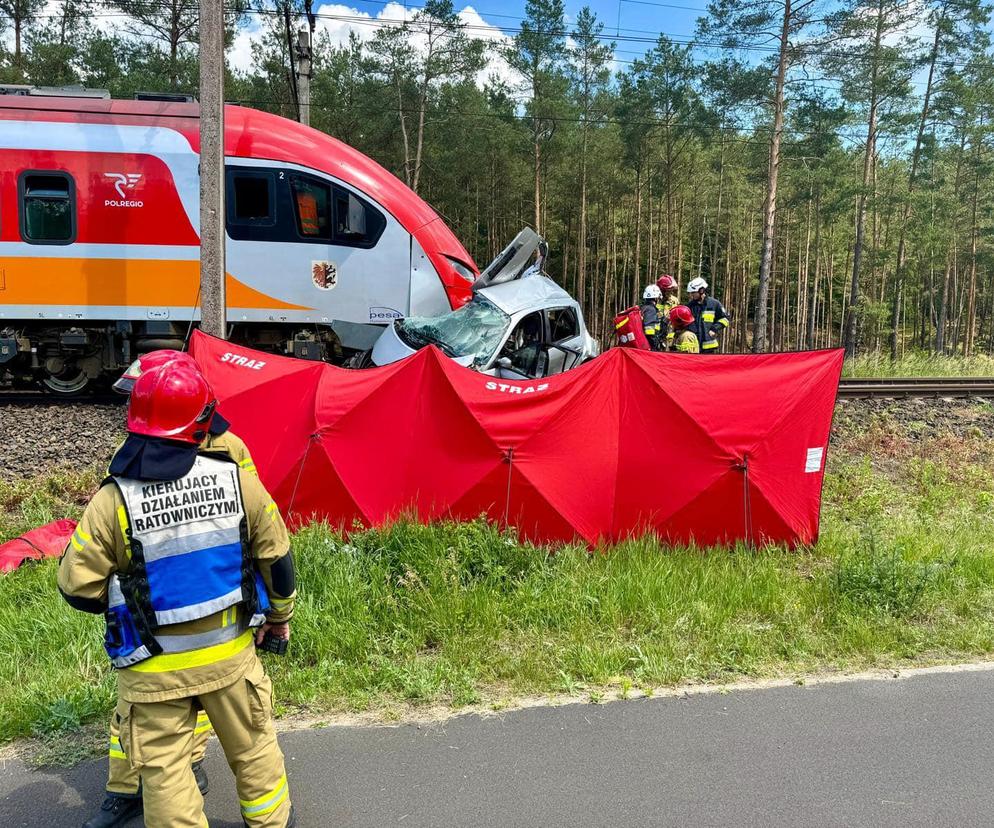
[3,0,993,356]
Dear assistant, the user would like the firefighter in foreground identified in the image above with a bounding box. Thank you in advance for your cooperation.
[640,284,665,351]
[669,305,700,353]
[81,350,260,828]
[686,277,730,353]
[59,362,296,828]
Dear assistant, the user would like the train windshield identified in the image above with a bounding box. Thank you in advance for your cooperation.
[396,296,510,366]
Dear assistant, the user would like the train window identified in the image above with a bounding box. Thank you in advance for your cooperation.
[290,174,332,239]
[333,185,386,248]
[19,172,75,244]
[229,171,275,226]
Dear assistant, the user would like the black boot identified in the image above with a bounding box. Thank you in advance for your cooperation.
[192,760,209,795]
[81,793,143,828]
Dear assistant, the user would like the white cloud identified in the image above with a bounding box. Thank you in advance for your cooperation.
[225,2,522,89]
[3,1,523,92]
[228,22,260,74]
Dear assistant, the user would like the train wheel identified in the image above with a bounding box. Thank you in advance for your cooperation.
[41,365,90,395]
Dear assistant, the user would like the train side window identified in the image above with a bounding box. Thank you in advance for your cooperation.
[290,174,332,240]
[228,170,275,227]
[19,172,75,244]
[333,185,386,248]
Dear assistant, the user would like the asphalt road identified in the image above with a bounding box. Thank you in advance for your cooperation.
[4,667,994,827]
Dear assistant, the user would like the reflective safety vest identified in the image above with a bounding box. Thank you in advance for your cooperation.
[103,454,269,669]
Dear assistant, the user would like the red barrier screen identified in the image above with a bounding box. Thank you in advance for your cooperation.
[191,331,842,548]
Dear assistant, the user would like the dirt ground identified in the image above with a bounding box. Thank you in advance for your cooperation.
[832,396,994,444]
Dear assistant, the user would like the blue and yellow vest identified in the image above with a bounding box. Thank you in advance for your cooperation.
[103,454,269,669]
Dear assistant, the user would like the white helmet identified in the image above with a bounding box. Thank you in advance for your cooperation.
[643,284,662,300]
[687,277,708,293]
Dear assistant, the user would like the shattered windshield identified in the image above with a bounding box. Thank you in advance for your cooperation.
[396,296,510,366]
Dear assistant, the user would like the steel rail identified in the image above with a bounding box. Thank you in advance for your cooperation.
[0,391,123,405]
[2,378,994,402]
[838,377,994,399]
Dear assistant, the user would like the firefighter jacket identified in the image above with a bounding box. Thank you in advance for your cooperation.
[640,301,663,350]
[670,329,700,354]
[204,430,256,476]
[657,297,678,346]
[59,454,295,704]
[687,296,729,351]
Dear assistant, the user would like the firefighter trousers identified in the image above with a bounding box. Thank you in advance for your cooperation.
[117,657,292,827]
[107,707,211,796]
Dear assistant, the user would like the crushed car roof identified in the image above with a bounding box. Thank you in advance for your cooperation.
[479,275,575,316]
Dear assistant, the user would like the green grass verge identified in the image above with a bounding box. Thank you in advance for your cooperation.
[842,351,994,377]
[3,419,994,746]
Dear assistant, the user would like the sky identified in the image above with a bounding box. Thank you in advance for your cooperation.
[226,0,708,78]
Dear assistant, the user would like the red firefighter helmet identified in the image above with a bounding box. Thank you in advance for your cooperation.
[656,274,678,292]
[127,363,216,445]
[670,305,694,330]
[113,349,199,395]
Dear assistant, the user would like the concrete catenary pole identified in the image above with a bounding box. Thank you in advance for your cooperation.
[296,28,312,128]
[199,0,227,338]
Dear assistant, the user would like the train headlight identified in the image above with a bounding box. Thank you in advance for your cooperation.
[445,256,477,284]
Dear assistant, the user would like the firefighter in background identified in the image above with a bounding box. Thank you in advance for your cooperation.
[641,284,665,351]
[60,363,296,828]
[655,274,680,349]
[669,305,700,353]
[82,350,259,828]
[686,277,730,353]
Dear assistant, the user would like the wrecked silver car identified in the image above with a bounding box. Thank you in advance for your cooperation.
[358,229,599,380]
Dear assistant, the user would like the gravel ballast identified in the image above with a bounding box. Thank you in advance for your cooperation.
[1,402,125,479]
[2,396,993,480]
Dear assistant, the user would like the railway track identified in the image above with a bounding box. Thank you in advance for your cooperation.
[838,376,994,399]
[0,389,123,404]
[2,377,994,403]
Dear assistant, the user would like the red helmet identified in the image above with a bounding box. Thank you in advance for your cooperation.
[656,274,677,291]
[113,349,199,395]
[127,363,216,444]
[670,305,694,329]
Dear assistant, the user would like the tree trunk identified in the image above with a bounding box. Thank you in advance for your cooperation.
[412,87,429,194]
[806,191,822,349]
[633,163,643,300]
[890,17,942,359]
[753,0,791,353]
[396,77,412,186]
[843,0,884,358]
[936,253,952,353]
[965,129,982,356]
[577,121,589,310]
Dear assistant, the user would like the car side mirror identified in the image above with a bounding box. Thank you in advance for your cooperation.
[497,356,513,370]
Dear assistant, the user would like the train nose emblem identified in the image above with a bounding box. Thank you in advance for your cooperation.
[104,172,142,199]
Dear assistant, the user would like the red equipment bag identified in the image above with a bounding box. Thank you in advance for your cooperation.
[0,518,76,573]
[614,306,651,350]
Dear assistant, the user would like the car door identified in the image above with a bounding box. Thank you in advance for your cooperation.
[494,311,548,379]
[544,306,584,375]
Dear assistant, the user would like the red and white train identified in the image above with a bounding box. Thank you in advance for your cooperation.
[0,91,478,392]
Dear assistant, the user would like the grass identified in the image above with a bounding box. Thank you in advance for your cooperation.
[4,405,994,750]
[842,351,994,378]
